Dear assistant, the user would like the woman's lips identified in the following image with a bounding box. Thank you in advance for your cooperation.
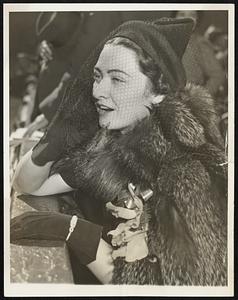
[96,103,114,112]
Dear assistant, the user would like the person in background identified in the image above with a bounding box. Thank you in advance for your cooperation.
[175,10,226,99]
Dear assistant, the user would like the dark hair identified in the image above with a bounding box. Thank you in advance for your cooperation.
[106,37,170,94]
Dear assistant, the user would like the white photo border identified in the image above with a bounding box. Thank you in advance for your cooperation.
[4,3,235,297]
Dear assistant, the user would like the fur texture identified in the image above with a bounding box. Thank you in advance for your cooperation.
[55,84,227,285]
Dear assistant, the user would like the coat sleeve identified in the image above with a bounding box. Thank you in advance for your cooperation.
[153,158,227,285]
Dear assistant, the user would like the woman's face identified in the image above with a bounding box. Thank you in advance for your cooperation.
[93,44,155,131]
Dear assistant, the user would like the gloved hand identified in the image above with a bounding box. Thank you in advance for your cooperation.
[39,72,71,122]
[10,211,103,265]
[31,70,92,167]
[31,114,68,166]
[31,74,77,166]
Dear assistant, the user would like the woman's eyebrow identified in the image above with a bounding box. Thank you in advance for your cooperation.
[93,67,102,74]
[94,67,131,77]
[108,69,131,77]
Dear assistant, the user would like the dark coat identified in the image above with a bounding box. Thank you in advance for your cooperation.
[57,84,227,285]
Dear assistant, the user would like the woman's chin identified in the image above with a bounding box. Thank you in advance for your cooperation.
[99,118,122,131]
[98,117,110,129]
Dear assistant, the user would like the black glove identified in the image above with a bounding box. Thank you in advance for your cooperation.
[10,211,103,265]
[31,75,80,166]
[31,112,84,166]
[39,72,71,122]
[31,116,67,166]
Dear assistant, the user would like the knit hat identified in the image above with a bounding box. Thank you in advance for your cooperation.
[111,18,194,91]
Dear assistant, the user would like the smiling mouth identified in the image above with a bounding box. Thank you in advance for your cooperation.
[96,103,114,112]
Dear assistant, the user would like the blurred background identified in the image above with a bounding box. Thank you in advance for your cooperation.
[9,10,228,148]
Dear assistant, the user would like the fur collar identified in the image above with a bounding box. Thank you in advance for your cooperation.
[55,84,226,204]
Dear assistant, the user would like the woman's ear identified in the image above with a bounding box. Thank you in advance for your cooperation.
[152,94,165,105]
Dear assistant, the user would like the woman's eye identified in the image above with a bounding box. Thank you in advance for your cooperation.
[112,77,125,83]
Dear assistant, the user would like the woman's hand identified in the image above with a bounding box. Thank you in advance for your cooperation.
[30,116,68,166]
[10,211,113,283]
[87,239,114,284]
[30,92,80,167]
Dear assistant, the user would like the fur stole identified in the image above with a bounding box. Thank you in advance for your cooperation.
[55,84,227,285]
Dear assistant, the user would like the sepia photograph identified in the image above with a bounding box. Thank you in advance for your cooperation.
[4,3,234,297]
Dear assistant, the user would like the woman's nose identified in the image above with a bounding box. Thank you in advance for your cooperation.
[93,77,111,99]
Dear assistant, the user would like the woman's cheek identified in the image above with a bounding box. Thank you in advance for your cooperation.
[111,89,127,107]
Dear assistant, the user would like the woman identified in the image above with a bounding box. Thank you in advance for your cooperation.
[11,18,227,285]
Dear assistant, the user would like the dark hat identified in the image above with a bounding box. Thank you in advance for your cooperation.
[111,17,194,91]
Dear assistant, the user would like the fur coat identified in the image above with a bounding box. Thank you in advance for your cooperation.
[56,84,227,285]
